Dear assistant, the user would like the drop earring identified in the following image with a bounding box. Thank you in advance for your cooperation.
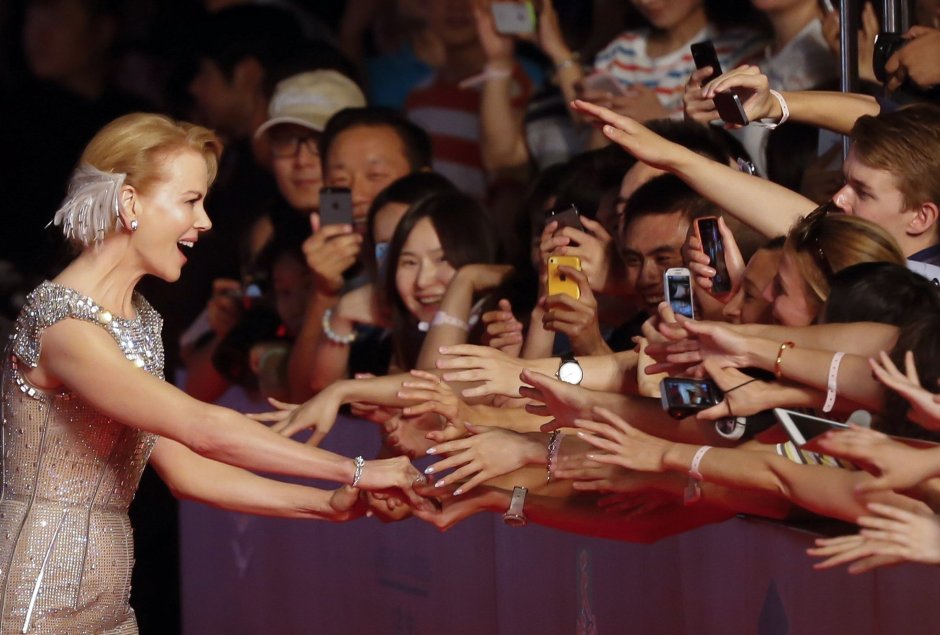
[130,219,138,231]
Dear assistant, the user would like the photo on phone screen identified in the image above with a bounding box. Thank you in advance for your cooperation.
[547,255,581,299]
[491,1,536,34]
[545,204,584,232]
[697,217,731,294]
[319,187,353,227]
[660,377,722,418]
[664,268,695,319]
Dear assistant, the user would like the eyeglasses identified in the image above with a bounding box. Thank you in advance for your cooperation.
[795,200,838,281]
[270,133,319,158]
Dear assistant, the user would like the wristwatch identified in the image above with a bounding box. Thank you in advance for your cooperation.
[556,353,583,385]
[503,486,528,527]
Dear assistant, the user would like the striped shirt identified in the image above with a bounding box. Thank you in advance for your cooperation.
[594,25,765,117]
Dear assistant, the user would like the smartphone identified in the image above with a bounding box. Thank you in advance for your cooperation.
[319,187,353,227]
[660,377,723,420]
[695,217,732,294]
[690,40,749,126]
[774,408,939,454]
[491,1,536,35]
[545,204,584,232]
[690,40,723,85]
[664,267,695,319]
[714,92,749,126]
[581,70,626,96]
[547,255,581,299]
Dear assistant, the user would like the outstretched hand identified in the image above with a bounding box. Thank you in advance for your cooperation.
[247,389,342,447]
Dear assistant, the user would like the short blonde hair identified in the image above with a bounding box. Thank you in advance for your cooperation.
[55,113,223,247]
[81,112,222,193]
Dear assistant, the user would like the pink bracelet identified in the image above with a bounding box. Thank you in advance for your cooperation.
[823,351,846,413]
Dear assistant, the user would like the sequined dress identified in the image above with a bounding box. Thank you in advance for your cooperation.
[0,282,163,634]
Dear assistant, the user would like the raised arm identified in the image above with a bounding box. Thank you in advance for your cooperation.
[571,99,817,238]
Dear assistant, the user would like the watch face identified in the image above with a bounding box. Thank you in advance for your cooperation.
[558,361,583,385]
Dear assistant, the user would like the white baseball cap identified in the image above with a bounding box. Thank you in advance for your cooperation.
[255,70,366,137]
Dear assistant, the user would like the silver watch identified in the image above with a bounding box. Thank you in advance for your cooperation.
[503,486,528,527]
[556,353,583,385]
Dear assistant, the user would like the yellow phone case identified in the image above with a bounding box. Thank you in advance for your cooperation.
[547,256,582,299]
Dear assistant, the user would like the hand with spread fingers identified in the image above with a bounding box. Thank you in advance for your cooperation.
[424,424,547,496]
[398,369,473,426]
[814,426,940,494]
[869,350,940,430]
[808,502,940,573]
[519,368,594,431]
[572,406,672,474]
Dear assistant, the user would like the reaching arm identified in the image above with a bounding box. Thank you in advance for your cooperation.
[149,437,363,521]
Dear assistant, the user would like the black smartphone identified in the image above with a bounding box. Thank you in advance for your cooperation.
[545,204,584,232]
[690,40,723,85]
[690,40,749,126]
[660,377,723,419]
[319,187,353,227]
[696,217,732,294]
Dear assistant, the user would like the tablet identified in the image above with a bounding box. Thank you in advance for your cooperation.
[773,408,849,454]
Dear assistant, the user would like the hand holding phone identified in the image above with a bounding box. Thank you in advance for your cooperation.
[695,217,732,294]
[664,267,695,319]
[690,40,749,126]
[547,255,582,299]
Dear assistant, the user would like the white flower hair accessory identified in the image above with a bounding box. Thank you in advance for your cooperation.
[50,164,127,245]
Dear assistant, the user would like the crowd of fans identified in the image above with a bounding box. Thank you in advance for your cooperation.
[4,0,940,587]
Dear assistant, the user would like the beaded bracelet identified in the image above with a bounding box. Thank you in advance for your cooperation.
[322,307,357,345]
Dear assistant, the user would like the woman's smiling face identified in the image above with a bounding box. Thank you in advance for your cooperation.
[132,149,211,282]
[395,217,456,323]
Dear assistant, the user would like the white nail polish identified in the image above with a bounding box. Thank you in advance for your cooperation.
[424,466,435,475]
[426,447,437,455]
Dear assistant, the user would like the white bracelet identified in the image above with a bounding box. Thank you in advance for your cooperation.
[322,308,357,345]
[823,351,846,413]
[431,310,469,331]
[689,445,712,481]
[458,65,512,89]
[754,89,789,129]
[351,455,365,487]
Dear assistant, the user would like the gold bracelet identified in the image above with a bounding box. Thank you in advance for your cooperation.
[774,341,796,379]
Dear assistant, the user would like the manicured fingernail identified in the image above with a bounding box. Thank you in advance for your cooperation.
[453,488,463,496]
[424,466,435,475]
[426,447,437,455]
[435,479,447,488]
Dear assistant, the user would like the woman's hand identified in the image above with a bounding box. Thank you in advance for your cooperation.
[551,216,616,293]
[572,406,672,473]
[383,412,443,459]
[697,359,775,421]
[413,484,504,531]
[454,263,514,294]
[701,65,775,124]
[808,502,940,573]
[815,426,939,493]
[519,368,594,431]
[399,369,474,424]
[358,455,437,512]
[424,425,545,495]
[436,344,528,398]
[247,385,343,447]
[481,299,524,357]
[870,350,940,430]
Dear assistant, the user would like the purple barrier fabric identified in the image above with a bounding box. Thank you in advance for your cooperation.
[180,416,940,634]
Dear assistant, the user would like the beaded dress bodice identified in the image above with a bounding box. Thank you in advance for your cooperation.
[0,282,162,634]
